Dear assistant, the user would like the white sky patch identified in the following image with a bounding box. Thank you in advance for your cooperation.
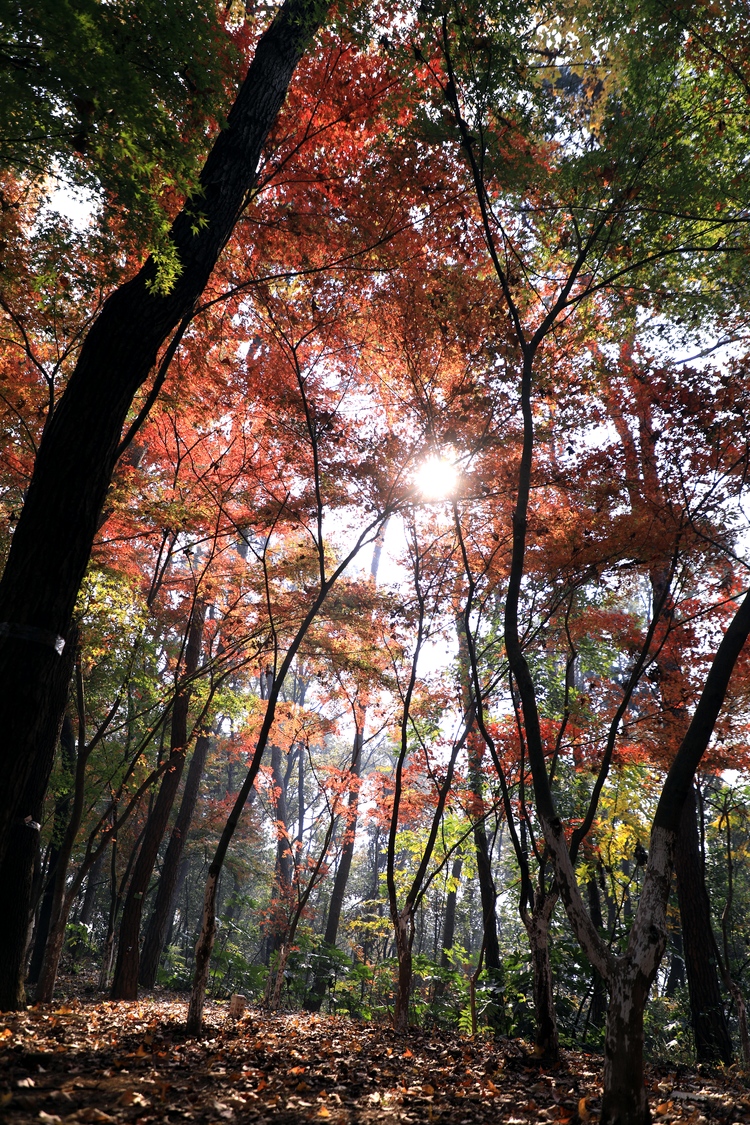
[41,178,97,231]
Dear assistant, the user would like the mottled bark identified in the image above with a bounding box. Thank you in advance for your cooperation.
[523,892,558,1060]
[393,911,413,1033]
[601,963,652,1125]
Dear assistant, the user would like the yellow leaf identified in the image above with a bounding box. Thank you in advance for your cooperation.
[578,1096,591,1122]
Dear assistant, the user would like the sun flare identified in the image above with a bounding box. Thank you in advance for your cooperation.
[413,455,459,501]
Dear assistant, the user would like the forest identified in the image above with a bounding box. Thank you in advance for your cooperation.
[1,1,750,1123]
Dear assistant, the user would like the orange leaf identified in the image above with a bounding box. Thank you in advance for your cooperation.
[578,1096,591,1122]
[402,1048,414,1058]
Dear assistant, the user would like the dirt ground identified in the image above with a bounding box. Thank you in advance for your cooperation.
[1,1000,750,1124]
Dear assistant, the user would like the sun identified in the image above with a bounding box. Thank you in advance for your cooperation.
[413,455,459,501]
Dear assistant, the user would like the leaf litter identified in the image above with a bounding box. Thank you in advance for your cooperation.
[1,1001,749,1124]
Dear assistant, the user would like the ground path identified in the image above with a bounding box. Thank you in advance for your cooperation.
[2,1002,749,1124]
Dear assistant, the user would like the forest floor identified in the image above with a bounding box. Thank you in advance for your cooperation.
[1,996,750,1125]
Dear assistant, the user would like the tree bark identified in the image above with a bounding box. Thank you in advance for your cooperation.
[601,962,652,1125]
[264,741,293,961]
[440,855,463,967]
[111,601,204,999]
[523,891,559,1060]
[26,712,77,985]
[0,0,332,873]
[305,725,362,1012]
[0,784,45,1009]
[674,786,732,1064]
[139,732,211,988]
[0,627,76,1010]
[501,338,750,1121]
[304,525,387,1012]
[612,378,732,1065]
[392,911,413,1033]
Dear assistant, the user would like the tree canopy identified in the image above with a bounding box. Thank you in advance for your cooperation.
[2,2,750,1123]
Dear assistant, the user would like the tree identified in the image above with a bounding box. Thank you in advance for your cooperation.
[0,0,332,873]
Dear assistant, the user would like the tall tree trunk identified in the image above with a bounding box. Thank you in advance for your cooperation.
[305,724,362,1011]
[601,962,652,1125]
[77,847,104,928]
[586,874,607,1032]
[456,611,501,972]
[0,0,332,873]
[139,732,211,988]
[0,626,76,1010]
[440,855,463,967]
[523,890,559,1060]
[473,819,500,971]
[27,713,77,985]
[612,383,732,1066]
[674,786,732,1064]
[0,778,46,1009]
[111,601,204,999]
[263,741,293,964]
[392,910,413,1033]
[304,524,387,1011]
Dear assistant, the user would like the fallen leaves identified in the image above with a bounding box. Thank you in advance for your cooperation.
[0,1000,749,1125]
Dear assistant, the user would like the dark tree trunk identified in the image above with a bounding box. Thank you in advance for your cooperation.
[456,612,501,972]
[304,528,387,1011]
[264,741,293,962]
[473,819,500,971]
[601,964,652,1125]
[0,781,46,1009]
[440,855,463,967]
[305,726,362,1012]
[0,0,332,873]
[111,602,204,1000]
[139,732,211,988]
[522,890,559,1061]
[586,875,607,1031]
[664,924,685,997]
[393,911,413,1033]
[0,628,76,1010]
[77,847,104,929]
[27,713,77,985]
[674,785,732,1064]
